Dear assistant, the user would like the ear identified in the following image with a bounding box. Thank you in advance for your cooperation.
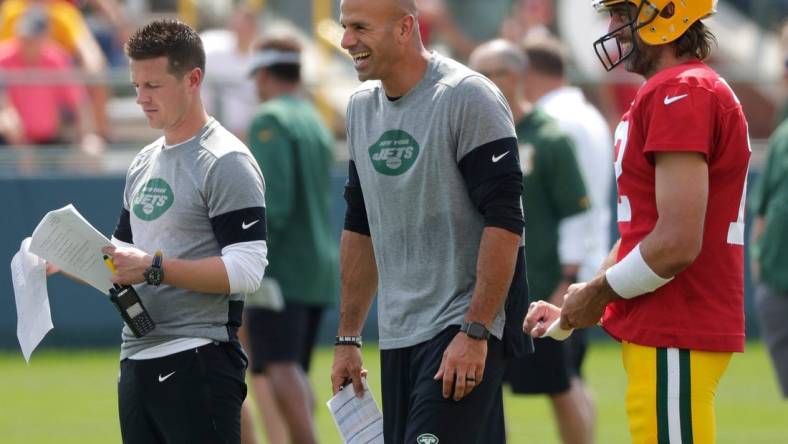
[397,14,416,43]
[188,67,203,90]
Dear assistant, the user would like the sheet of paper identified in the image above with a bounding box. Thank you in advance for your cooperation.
[11,237,53,363]
[29,204,114,294]
[326,378,384,444]
[542,318,573,341]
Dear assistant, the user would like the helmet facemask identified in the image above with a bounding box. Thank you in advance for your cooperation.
[592,0,661,71]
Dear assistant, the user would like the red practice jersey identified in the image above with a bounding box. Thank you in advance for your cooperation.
[602,61,750,352]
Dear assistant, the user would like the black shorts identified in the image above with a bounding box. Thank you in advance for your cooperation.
[118,341,247,444]
[505,336,572,395]
[565,327,589,378]
[245,302,324,374]
[381,326,507,444]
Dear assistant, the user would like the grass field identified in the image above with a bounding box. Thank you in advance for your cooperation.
[1,339,786,443]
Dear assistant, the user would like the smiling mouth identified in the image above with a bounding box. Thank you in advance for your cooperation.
[351,51,370,66]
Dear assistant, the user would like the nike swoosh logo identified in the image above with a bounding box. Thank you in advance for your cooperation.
[664,94,688,105]
[158,371,176,383]
[241,220,259,230]
[492,152,509,163]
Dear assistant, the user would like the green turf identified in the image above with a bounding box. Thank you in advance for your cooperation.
[0,340,785,443]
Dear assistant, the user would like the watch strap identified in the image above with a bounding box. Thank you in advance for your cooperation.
[460,321,490,340]
[152,250,163,268]
[335,335,362,348]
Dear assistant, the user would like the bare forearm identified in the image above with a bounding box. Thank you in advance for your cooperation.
[337,230,378,336]
[465,227,521,326]
[161,256,230,294]
[597,239,621,275]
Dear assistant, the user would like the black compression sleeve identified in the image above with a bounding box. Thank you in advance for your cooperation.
[343,160,371,236]
[113,208,133,243]
[458,137,524,235]
[209,206,267,249]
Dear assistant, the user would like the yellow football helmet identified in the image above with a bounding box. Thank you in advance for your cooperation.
[592,0,717,70]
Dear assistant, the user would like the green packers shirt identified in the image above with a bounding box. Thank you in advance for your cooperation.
[516,110,588,301]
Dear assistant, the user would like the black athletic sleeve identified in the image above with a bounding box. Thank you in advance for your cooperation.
[112,207,133,243]
[209,206,267,249]
[343,160,371,236]
[458,137,524,235]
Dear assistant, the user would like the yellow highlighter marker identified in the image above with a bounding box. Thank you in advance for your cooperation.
[103,255,117,274]
[103,255,122,291]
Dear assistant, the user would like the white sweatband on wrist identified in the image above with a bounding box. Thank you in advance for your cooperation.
[605,243,673,299]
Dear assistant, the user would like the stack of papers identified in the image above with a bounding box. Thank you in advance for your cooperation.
[29,204,114,294]
[11,204,113,362]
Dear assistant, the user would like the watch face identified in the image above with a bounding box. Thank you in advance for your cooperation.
[465,322,489,340]
[144,268,163,285]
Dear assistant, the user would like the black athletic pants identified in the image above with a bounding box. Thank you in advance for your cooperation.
[381,326,507,444]
[118,341,247,444]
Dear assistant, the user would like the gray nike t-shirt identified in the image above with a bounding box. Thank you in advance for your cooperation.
[117,118,266,359]
[346,53,517,350]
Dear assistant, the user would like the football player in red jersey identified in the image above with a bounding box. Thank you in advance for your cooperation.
[524,1,751,443]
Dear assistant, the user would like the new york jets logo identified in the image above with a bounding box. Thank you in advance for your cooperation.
[417,434,439,444]
[368,130,420,176]
[132,178,174,221]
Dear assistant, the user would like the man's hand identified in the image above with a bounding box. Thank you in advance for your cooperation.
[45,261,61,276]
[331,345,367,397]
[433,332,486,401]
[101,245,152,285]
[523,300,561,337]
[560,278,619,329]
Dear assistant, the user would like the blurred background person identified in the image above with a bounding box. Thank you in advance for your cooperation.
[0,6,104,155]
[500,0,555,44]
[418,0,514,60]
[201,3,261,140]
[245,33,338,444]
[750,84,788,400]
[200,6,290,444]
[0,0,109,140]
[0,87,24,146]
[468,39,592,444]
[520,34,616,443]
[749,18,788,400]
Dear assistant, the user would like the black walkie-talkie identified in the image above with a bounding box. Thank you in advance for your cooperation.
[104,255,156,337]
[109,285,156,337]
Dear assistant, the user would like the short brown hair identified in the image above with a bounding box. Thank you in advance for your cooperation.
[125,19,205,77]
[254,35,302,83]
[672,20,717,60]
[522,36,567,78]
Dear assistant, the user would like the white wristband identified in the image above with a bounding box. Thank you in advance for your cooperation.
[605,243,673,299]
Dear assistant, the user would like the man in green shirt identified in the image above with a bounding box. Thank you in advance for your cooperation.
[750,117,788,399]
[470,39,593,444]
[245,34,338,444]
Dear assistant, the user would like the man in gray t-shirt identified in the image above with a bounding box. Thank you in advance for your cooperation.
[50,20,268,444]
[331,1,531,442]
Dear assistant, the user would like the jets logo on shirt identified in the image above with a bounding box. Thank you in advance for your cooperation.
[132,178,174,221]
[368,130,420,176]
[416,434,439,444]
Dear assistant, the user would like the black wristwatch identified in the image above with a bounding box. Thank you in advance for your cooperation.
[460,321,490,340]
[143,250,164,286]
